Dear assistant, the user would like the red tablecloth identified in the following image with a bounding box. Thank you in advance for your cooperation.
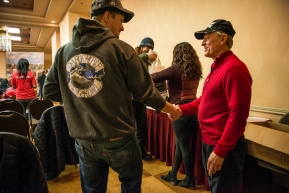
[145,108,209,190]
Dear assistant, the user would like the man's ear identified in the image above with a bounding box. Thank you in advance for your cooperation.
[220,34,228,45]
[103,11,111,23]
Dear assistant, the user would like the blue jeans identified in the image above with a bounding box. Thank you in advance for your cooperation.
[37,87,43,99]
[75,134,143,193]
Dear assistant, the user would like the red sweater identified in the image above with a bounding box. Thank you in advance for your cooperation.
[180,51,252,158]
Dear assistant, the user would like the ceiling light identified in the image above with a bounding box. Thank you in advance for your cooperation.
[4,0,9,3]
[10,36,21,41]
[51,21,55,23]
[7,27,20,34]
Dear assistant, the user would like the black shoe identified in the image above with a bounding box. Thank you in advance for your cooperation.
[142,152,153,161]
[178,178,196,190]
[160,172,178,186]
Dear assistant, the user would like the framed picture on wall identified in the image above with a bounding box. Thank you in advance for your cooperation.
[6,52,44,78]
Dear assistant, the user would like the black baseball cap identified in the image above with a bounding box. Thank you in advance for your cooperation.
[90,0,134,23]
[194,19,236,40]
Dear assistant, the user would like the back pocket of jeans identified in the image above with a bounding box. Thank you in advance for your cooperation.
[103,141,132,168]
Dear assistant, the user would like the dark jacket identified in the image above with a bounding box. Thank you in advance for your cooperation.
[0,132,48,193]
[0,78,9,94]
[33,106,79,180]
[37,73,46,96]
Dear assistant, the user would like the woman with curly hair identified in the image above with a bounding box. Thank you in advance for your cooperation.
[151,42,203,189]
[11,58,37,117]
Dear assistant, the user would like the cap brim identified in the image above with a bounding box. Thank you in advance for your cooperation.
[117,7,134,23]
[194,29,215,40]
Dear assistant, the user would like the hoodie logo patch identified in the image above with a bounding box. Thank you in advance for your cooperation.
[66,54,105,98]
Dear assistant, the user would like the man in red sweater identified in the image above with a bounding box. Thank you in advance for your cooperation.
[172,20,252,193]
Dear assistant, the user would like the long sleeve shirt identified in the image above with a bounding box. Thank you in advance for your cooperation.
[151,65,199,104]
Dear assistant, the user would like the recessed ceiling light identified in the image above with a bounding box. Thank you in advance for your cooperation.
[7,27,20,34]
[10,36,21,41]
[51,21,55,23]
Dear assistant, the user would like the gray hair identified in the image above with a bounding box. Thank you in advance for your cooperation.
[217,30,233,48]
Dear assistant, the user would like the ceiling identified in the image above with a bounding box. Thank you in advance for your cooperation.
[0,0,93,53]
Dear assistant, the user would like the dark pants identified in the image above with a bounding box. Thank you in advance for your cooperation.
[202,135,246,193]
[171,115,197,178]
[132,101,147,151]
[17,99,34,118]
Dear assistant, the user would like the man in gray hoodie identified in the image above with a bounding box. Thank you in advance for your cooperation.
[43,0,181,192]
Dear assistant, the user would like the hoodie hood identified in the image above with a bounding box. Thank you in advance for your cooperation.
[72,18,116,53]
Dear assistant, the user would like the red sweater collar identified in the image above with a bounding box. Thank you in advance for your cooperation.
[212,51,233,70]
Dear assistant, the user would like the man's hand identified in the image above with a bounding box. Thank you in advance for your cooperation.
[169,104,182,121]
[161,102,182,121]
[207,151,224,176]
[168,105,182,121]
[147,52,157,62]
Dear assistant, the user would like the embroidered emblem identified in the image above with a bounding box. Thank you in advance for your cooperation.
[208,22,216,28]
[110,0,116,6]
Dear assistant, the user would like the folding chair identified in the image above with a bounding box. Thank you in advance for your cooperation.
[29,98,54,139]
[0,99,24,115]
[0,110,30,139]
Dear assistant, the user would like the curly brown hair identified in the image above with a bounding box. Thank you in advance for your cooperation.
[172,42,203,80]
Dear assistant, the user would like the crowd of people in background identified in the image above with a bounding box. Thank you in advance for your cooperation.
[0,60,49,119]
[0,68,48,100]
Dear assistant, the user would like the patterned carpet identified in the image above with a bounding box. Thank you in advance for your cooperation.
[47,158,210,193]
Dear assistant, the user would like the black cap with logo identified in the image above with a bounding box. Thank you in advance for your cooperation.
[194,19,236,40]
[90,0,134,23]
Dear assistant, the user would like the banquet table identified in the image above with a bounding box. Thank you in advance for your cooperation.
[145,108,209,190]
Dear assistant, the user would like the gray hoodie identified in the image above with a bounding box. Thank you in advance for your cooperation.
[43,18,166,140]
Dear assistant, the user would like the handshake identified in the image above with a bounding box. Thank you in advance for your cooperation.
[162,102,182,121]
